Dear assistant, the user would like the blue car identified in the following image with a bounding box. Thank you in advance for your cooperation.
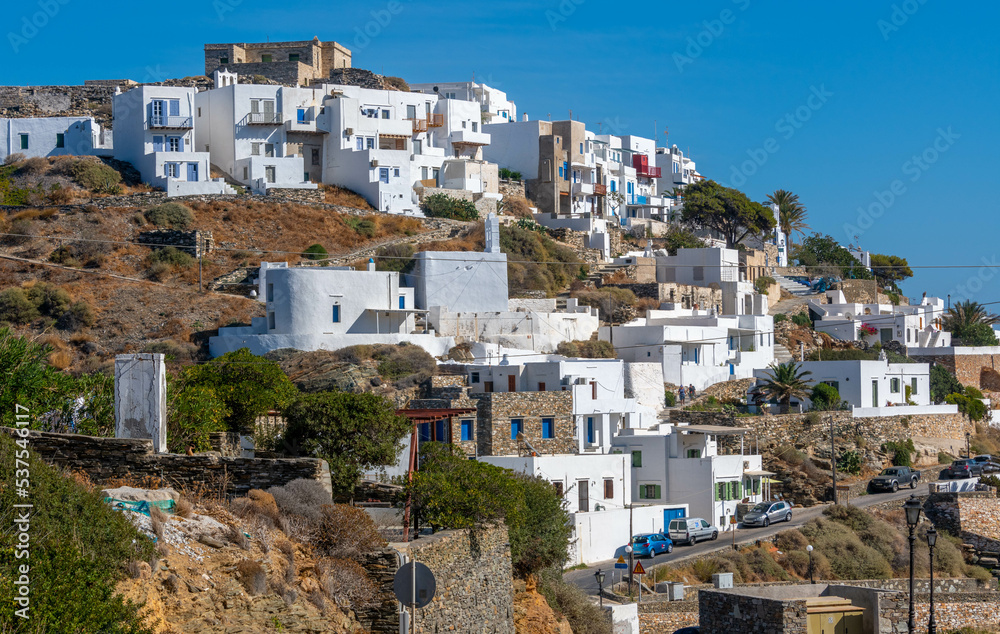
[630,532,674,558]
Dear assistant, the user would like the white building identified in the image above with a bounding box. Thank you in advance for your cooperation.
[2,116,112,161]
[613,423,768,532]
[653,144,702,198]
[811,291,951,348]
[461,356,662,452]
[320,83,493,214]
[743,203,789,268]
[410,81,517,125]
[194,70,318,194]
[208,260,452,358]
[603,307,775,390]
[113,85,233,196]
[752,357,942,412]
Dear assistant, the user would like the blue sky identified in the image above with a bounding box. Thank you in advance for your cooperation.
[6,0,998,302]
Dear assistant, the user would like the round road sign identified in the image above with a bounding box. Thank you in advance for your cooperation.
[393,561,436,608]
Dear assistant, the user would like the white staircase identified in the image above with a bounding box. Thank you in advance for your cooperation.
[774,274,817,297]
[774,343,794,363]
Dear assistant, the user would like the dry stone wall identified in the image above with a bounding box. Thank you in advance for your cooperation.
[472,391,575,456]
[2,428,331,497]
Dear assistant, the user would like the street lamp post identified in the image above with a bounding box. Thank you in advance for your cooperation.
[904,495,923,634]
[966,431,971,458]
[625,545,633,597]
[807,545,815,584]
[595,569,606,608]
[927,527,938,634]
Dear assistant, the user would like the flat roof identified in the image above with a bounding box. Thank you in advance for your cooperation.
[743,470,775,476]
[674,424,750,435]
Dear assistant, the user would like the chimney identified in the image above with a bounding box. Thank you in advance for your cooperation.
[485,213,501,254]
[368,257,376,271]
[522,113,528,122]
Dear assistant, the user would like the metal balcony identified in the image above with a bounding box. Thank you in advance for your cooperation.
[244,112,284,125]
[149,116,193,130]
[594,183,608,195]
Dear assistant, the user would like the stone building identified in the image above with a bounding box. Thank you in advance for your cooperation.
[204,38,352,86]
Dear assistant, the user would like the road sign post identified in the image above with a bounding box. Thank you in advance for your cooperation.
[393,560,436,634]
[633,560,645,604]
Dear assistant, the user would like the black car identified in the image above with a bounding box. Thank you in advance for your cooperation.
[942,459,984,479]
[671,628,701,634]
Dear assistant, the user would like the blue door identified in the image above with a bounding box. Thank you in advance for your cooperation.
[664,508,686,528]
[186,162,198,182]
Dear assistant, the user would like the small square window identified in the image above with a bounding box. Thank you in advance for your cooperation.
[460,419,473,441]
[393,168,400,178]
[261,54,272,63]
[332,305,340,323]
[470,372,480,384]
[366,137,375,150]
[220,56,229,65]
[288,53,300,62]
[382,110,390,119]
[251,142,261,156]
[55,133,64,148]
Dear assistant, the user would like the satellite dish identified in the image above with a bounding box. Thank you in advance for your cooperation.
[393,562,436,608]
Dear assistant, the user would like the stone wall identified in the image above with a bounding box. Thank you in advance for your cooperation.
[230,61,311,86]
[265,187,325,203]
[2,428,331,497]
[924,490,1000,551]
[137,229,215,257]
[699,589,806,633]
[327,68,396,90]
[910,348,1000,391]
[671,409,974,457]
[498,179,526,199]
[356,549,403,633]
[472,391,575,456]
[637,600,699,633]
[606,282,723,310]
[404,524,514,633]
[834,279,879,304]
[0,84,120,127]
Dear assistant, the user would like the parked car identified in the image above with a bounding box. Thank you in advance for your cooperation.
[668,518,718,545]
[868,466,921,492]
[671,628,701,634]
[942,459,985,479]
[971,455,1000,474]
[742,500,793,528]
[629,532,674,558]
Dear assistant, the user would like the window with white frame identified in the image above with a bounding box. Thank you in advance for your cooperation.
[251,142,261,156]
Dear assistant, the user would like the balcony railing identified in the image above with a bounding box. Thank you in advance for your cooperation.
[636,165,662,178]
[427,113,444,127]
[244,112,283,125]
[407,118,428,133]
[149,116,193,129]
[594,183,608,195]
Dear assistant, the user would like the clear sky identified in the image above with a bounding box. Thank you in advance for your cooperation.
[6,0,998,303]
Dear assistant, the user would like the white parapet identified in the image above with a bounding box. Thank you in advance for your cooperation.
[114,353,167,453]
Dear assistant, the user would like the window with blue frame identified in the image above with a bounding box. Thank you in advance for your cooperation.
[332,305,340,322]
[460,419,473,441]
[379,168,389,184]
[563,161,568,180]
[558,165,564,178]
[418,423,431,442]
[510,418,523,439]
[541,417,554,439]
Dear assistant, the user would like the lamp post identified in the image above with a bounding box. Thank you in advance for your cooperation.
[807,545,815,584]
[927,527,938,634]
[966,431,971,458]
[625,545,633,597]
[904,494,923,633]
[595,569,606,607]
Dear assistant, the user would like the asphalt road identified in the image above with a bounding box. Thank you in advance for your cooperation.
[565,475,968,595]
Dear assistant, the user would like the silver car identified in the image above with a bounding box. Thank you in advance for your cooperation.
[742,500,793,528]
[668,517,719,545]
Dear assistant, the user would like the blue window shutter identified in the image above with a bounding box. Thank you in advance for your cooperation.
[297,108,306,123]
[178,136,184,152]
[169,100,180,116]
[332,305,340,322]
[153,136,163,151]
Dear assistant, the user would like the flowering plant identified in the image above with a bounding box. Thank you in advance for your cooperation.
[859,323,878,337]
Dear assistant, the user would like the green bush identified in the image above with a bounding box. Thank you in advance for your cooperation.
[754,275,776,295]
[498,167,523,181]
[799,517,893,579]
[945,387,988,422]
[537,569,611,634]
[0,433,155,632]
[143,202,194,229]
[70,159,122,192]
[372,343,437,388]
[56,301,96,331]
[421,193,479,221]
[149,246,193,267]
[0,288,40,324]
[167,382,230,452]
[882,438,916,467]
[791,312,812,328]
[502,223,584,296]
[664,390,676,407]
[303,243,328,260]
[837,450,863,475]
[0,283,93,331]
[979,474,1000,497]
[774,313,788,324]
[375,243,415,273]
[810,382,843,411]
[344,217,377,238]
[938,451,954,464]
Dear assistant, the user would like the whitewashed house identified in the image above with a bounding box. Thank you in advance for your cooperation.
[602,307,775,390]
[411,81,518,125]
[194,70,318,194]
[208,260,452,358]
[811,291,951,348]
[613,423,768,532]
[113,85,233,196]
[653,144,702,198]
[2,116,112,161]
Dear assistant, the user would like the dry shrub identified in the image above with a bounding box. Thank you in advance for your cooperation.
[774,529,809,552]
[248,515,274,553]
[268,478,333,523]
[226,524,251,550]
[17,156,48,176]
[323,184,374,210]
[4,153,25,165]
[248,489,280,519]
[150,513,165,541]
[47,349,72,370]
[318,558,379,608]
[163,574,182,594]
[236,560,267,596]
[635,297,661,317]
[48,185,79,205]
[229,489,280,526]
[500,195,535,219]
[283,588,298,606]
[315,504,387,559]
[174,497,193,519]
[126,560,143,579]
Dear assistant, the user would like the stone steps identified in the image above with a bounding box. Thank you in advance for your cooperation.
[774,274,817,298]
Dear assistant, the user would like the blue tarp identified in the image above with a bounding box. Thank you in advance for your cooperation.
[103,498,175,516]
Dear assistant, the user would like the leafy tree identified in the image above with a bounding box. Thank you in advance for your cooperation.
[167,381,230,452]
[0,434,155,633]
[0,327,60,426]
[758,362,813,414]
[282,391,411,495]
[181,348,298,432]
[868,253,913,291]
[943,301,1000,347]
[680,180,776,248]
[945,386,988,422]
[498,167,522,180]
[952,322,999,347]
[662,226,706,255]
[929,364,963,403]
[303,243,329,260]
[810,382,843,411]
[792,233,872,280]
[409,443,571,578]
[767,189,810,242]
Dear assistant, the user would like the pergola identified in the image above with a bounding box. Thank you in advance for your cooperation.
[395,407,477,542]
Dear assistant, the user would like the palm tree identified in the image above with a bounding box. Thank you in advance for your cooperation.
[943,300,1000,332]
[767,190,810,243]
[758,361,813,414]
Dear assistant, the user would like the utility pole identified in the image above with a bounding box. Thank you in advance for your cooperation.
[197,233,203,293]
[627,503,634,595]
[830,415,838,505]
